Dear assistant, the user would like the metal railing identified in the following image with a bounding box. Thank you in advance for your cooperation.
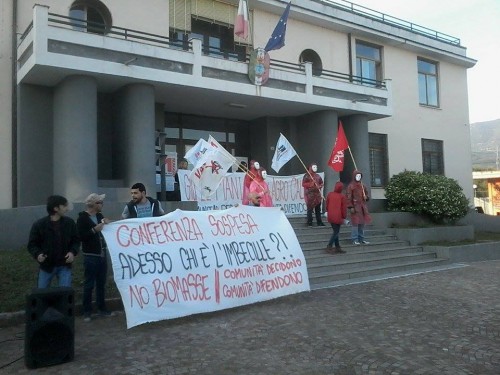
[270,58,386,88]
[313,0,461,46]
[47,13,187,50]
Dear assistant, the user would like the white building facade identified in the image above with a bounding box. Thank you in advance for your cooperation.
[0,0,476,209]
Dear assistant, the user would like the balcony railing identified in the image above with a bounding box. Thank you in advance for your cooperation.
[313,0,461,46]
[27,12,386,89]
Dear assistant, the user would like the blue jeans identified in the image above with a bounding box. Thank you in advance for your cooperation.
[38,266,72,288]
[328,223,341,247]
[83,255,108,314]
[351,224,365,242]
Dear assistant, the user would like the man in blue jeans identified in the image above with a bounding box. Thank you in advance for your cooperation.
[28,195,80,288]
[77,193,115,322]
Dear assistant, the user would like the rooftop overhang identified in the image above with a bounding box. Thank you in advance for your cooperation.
[17,5,392,122]
[256,0,476,69]
[473,171,500,180]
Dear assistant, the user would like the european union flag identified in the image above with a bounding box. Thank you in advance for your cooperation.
[264,2,291,52]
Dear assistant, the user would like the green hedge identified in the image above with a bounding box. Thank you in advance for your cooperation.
[385,171,469,224]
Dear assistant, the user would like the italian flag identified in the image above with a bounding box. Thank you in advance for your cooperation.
[234,0,249,40]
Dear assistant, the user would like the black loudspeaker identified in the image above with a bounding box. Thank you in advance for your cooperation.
[24,287,75,369]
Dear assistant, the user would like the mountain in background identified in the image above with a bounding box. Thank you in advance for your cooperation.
[470,119,500,170]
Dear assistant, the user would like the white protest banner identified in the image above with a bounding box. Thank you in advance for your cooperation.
[102,206,310,328]
[178,170,324,216]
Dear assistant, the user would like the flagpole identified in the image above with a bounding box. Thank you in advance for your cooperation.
[346,147,368,200]
[347,147,358,171]
[295,153,326,201]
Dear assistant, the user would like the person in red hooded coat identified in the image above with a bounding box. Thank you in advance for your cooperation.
[249,168,273,207]
[325,181,347,254]
[302,163,325,227]
[346,170,371,245]
[242,160,260,205]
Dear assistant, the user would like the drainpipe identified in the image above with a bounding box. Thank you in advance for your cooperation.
[348,33,353,82]
[11,0,18,207]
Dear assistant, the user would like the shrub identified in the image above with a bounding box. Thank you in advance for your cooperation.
[385,171,469,224]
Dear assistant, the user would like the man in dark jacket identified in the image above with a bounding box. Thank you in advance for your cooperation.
[121,182,165,219]
[77,193,114,322]
[28,195,80,288]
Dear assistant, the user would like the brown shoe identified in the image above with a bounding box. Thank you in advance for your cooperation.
[325,246,335,254]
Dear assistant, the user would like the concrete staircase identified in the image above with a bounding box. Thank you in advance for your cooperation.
[287,217,450,289]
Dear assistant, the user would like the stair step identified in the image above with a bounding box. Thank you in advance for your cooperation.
[306,251,438,273]
[304,245,424,260]
[310,261,463,290]
[308,258,450,287]
[288,216,451,289]
[299,236,399,249]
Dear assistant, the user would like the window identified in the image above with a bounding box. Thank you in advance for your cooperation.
[169,18,246,61]
[163,112,244,161]
[418,58,439,106]
[299,49,322,76]
[422,139,444,175]
[369,133,389,187]
[356,41,382,86]
[69,0,112,35]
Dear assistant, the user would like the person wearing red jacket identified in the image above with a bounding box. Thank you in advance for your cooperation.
[242,160,260,205]
[249,168,273,207]
[346,170,371,245]
[325,181,348,254]
[302,163,325,227]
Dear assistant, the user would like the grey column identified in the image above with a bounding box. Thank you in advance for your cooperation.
[295,110,338,196]
[342,114,371,191]
[53,75,97,202]
[115,84,156,191]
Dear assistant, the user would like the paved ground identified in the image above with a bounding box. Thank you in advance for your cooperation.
[1,260,499,375]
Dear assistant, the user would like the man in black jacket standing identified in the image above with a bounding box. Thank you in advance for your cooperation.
[77,193,114,322]
[121,182,165,218]
[28,195,80,288]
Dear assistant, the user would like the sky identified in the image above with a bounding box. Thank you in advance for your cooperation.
[347,0,500,124]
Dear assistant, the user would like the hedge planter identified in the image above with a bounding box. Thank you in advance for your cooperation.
[389,225,474,246]
[425,243,500,263]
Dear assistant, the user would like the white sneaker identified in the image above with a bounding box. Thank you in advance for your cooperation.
[353,240,361,245]
[361,240,370,245]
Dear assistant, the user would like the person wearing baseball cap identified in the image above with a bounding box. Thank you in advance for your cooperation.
[77,193,115,322]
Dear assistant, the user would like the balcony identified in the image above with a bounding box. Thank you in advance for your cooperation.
[17,5,392,121]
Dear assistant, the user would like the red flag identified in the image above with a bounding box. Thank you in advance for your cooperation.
[328,121,349,172]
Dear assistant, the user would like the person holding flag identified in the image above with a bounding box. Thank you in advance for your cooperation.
[249,168,273,207]
[347,170,371,245]
[242,160,260,205]
[302,163,325,227]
